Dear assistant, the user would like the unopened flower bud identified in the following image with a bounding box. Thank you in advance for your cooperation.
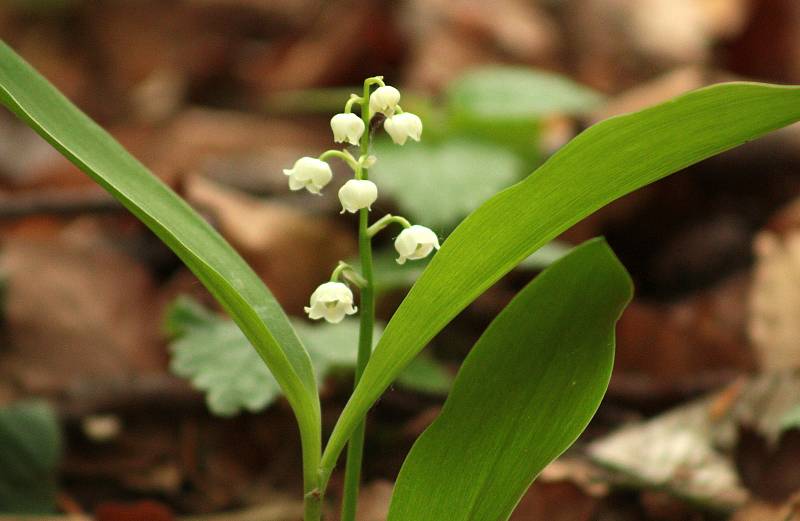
[394,225,440,264]
[330,113,365,145]
[338,179,378,214]
[304,282,357,323]
[384,113,423,145]
[369,85,401,116]
[284,157,333,195]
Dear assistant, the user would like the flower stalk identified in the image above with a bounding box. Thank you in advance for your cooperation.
[339,76,378,521]
[291,75,429,521]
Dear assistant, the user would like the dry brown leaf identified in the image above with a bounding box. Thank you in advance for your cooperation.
[749,198,800,370]
[0,218,163,396]
[539,458,610,498]
[155,108,330,193]
[511,480,599,521]
[590,372,800,510]
[588,67,730,124]
[353,480,394,521]
[590,397,749,510]
[726,0,800,84]
[615,273,754,393]
[401,0,560,90]
[731,493,800,521]
[565,0,747,91]
[236,0,376,92]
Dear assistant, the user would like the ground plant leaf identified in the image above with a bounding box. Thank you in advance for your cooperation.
[388,239,632,521]
[324,81,800,472]
[447,66,603,122]
[371,140,521,229]
[0,41,320,438]
[518,240,573,270]
[167,298,451,415]
[0,402,61,514]
[446,67,602,163]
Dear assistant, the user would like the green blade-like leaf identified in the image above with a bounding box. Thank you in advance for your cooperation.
[0,42,319,442]
[388,239,631,521]
[323,81,800,472]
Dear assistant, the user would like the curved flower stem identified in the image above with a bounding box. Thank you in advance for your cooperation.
[344,94,363,114]
[319,149,360,172]
[339,77,377,521]
[364,76,385,89]
[330,261,350,282]
[331,261,368,288]
[367,214,412,238]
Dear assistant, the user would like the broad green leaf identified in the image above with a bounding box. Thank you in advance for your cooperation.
[371,140,521,229]
[323,81,800,474]
[0,401,61,514]
[0,41,319,442]
[388,239,631,521]
[166,298,451,415]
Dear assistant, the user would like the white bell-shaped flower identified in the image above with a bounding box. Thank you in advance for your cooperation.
[338,179,378,213]
[304,282,358,323]
[384,113,423,145]
[330,113,365,145]
[369,85,401,116]
[394,225,440,264]
[283,157,333,195]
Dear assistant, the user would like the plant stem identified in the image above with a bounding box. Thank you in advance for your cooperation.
[339,78,376,521]
[304,488,323,521]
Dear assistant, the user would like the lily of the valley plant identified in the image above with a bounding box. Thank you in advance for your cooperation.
[289,77,438,519]
[3,38,800,521]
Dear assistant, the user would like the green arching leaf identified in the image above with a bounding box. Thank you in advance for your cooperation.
[322,81,800,474]
[0,41,320,445]
[0,401,61,514]
[166,297,452,416]
[388,239,631,521]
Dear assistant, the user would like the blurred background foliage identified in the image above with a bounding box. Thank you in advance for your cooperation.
[2,0,800,518]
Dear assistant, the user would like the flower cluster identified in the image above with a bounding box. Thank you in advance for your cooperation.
[283,77,440,323]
